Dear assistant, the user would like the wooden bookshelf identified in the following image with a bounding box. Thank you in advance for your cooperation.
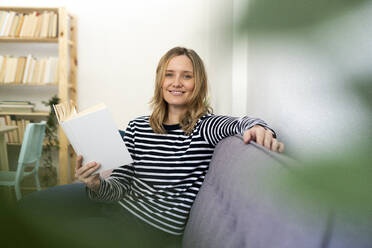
[0,7,78,185]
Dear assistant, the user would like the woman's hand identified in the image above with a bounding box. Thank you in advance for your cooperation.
[75,155,101,192]
[243,125,285,153]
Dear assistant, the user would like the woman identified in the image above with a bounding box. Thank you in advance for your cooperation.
[75,47,284,246]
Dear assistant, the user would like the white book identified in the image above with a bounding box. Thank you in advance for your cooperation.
[4,12,15,36]
[0,55,4,72]
[0,11,8,35]
[48,12,55,37]
[1,12,11,36]
[40,11,49,38]
[53,102,133,174]
[52,12,57,37]
[51,57,58,83]
[19,14,29,37]
[4,57,16,83]
[43,57,51,83]
[22,54,32,84]
[27,57,36,83]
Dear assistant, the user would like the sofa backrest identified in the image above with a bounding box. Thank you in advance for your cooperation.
[182,135,330,248]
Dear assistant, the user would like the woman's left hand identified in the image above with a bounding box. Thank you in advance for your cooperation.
[243,125,285,153]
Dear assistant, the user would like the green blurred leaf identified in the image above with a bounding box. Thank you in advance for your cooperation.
[275,152,372,217]
[239,0,372,34]
[349,74,372,112]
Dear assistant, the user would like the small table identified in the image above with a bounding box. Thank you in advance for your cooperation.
[0,126,17,171]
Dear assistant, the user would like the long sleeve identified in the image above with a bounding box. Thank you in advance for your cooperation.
[86,121,136,201]
[122,120,136,160]
[86,164,134,201]
[199,115,276,146]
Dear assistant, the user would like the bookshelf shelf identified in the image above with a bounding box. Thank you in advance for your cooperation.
[0,112,49,117]
[0,6,58,12]
[0,82,58,86]
[0,37,58,43]
[0,6,78,185]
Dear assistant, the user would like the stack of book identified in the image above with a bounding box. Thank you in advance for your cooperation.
[0,55,58,84]
[0,10,58,38]
[0,100,35,112]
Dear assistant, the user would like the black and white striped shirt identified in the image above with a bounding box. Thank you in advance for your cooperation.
[87,114,273,235]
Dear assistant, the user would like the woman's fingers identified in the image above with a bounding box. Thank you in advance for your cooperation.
[80,163,101,179]
[244,126,285,153]
[76,155,83,170]
[271,139,285,153]
[254,127,265,146]
[271,139,280,152]
[263,130,273,150]
[75,161,100,179]
[243,130,252,144]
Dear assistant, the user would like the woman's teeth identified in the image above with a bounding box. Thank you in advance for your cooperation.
[169,91,184,96]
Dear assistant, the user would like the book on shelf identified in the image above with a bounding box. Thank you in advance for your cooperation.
[0,115,31,144]
[0,104,34,113]
[0,100,33,105]
[0,10,58,38]
[0,55,58,84]
[0,100,35,112]
[53,101,133,174]
[0,116,9,142]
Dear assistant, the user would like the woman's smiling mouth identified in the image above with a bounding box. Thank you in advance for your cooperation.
[168,90,185,96]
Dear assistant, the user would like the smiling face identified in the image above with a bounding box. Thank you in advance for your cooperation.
[162,55,195,112]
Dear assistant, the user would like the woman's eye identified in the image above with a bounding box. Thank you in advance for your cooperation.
[165,73,173,77]
[184,75,192,79]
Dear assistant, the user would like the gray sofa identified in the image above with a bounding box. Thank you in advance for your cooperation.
[182,136,372,248]
[14,135,370,248]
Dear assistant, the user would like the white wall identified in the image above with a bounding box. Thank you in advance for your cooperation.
[3,0,367,160]
[244,3,372,158]
[0,0,235,130]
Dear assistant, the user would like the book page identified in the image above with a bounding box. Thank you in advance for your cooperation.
[57,103,133,174]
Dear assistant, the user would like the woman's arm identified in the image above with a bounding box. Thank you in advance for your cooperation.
[200,115,284,152]
[86,165,133,202]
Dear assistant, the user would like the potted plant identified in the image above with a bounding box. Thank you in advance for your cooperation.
[39,95,60,187]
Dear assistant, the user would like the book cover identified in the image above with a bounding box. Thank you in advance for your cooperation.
[33,13,42,37]
[0,103,34,112]
[9,13,19,37]
[0,12,10,36]
[15,13,25,37]
[54,101,133,174]
[14,57,25,83]
[51,12,58,38]
[0,11,8,35]
[22,54,32,84]
[0,55,7,82]
[3,11,15,36]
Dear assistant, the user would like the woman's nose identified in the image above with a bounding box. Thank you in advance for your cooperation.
[172,75,183,87]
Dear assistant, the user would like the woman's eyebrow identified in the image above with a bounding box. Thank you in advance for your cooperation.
[166,69,193,73]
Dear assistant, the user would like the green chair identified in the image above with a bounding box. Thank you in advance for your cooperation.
[0,121,46,201]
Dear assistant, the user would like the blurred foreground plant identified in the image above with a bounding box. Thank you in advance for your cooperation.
[239,0,372,222]
[239,0,372,34]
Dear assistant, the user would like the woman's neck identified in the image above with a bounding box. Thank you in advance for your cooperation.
[164,106,186,125]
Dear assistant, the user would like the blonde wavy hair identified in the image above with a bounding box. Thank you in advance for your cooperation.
[149,47,213,135]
